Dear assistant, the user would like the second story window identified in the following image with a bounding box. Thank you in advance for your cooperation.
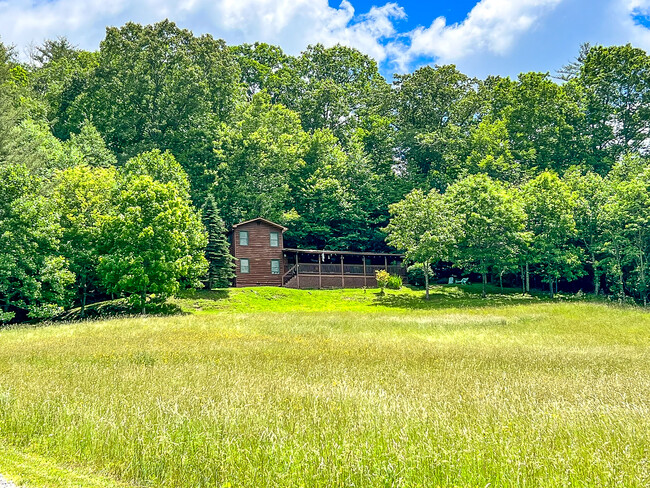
[239,230,249,246]
[270,231,279,247]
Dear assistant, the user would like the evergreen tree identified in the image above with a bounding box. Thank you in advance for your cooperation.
[202,195,235,289]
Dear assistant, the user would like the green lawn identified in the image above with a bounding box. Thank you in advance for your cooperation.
[1,286,649,487]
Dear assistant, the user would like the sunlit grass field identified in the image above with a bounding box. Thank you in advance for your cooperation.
[1,286,649,487]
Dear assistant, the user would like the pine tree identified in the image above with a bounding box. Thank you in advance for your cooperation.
[202,195,235,289]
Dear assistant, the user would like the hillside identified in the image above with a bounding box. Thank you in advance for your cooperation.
[1,288,649,487]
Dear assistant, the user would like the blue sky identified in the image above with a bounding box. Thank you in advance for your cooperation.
[1,0,650,80]
[347,0,483,28]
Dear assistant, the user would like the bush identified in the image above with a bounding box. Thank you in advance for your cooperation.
[375,270,390,295]
[407,264,434,288]
[386,275,402,290]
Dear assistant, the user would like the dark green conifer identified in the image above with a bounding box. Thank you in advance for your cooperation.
[201,195,235,289]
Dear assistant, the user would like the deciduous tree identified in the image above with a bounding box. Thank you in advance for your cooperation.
[97,175,207,312]
[522,172,582,297]
[386,189,458,299]
[54,165,118,316]
[445,174,527,298]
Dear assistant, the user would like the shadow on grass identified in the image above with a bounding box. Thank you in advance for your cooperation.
[373,285,542,310]
[52,298,187,324]
[176,289,231,301]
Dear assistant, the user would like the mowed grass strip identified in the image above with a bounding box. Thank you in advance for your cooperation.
[0,288,649,487]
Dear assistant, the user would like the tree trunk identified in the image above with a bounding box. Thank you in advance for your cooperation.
[141,283,147,315]
[590,252,600,295]
[640,249,647,307]
[619,269,625,303]
[520,266,525,294]
[549,279,554,299]
[499,271,503,292]
[424,261,430,300]
[81,287,87,319]
[616,251,625,303]
[482,270,487,298]
[525,263,530,293]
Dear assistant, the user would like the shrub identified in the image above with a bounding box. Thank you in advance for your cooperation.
[386,275,402,290]
[407,264,434,288]
[375,269,390,295]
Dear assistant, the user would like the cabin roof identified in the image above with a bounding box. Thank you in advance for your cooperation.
[283,248,404,258]
[232,217,288,231]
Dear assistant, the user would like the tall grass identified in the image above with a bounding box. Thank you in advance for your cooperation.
[1,289,649,486]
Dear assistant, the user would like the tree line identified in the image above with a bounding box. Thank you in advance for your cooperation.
[1,20,650,321]
[386,163,650,303]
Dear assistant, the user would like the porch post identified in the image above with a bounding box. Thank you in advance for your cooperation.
[363,257,367,287]
[318,252,322,289]
[341,255,345,288]
[295,253,300,289]
[384,256,388,271]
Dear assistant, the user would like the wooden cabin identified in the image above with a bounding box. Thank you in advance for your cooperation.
[230,218,405,289]
[230,218,287,287]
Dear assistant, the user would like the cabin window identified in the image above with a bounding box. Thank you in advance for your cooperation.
[240,258,250,274]
[271,259,280,275]
[239,230,249,246]
[270,231,279,247]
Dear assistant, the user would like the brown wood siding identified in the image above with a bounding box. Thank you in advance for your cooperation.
[232,221,284,287]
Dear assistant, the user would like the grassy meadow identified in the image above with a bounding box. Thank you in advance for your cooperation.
[1,286,649,487]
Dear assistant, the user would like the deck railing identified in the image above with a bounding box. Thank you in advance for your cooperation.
[282,265,297,285]
[296,263,404,276]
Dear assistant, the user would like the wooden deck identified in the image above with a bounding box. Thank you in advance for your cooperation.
[282,262,406,289]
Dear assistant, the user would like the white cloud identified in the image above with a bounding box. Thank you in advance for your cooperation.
[1,0,649,77]
[618,0,650,51]
[390,0,564,69]
[0,0,405,63]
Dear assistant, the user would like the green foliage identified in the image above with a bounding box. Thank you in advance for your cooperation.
[446,174,528,297]
[489,72,585,175]
[201,194,235,289]
[579,44,650,168]
[7,25,650,312]
[213,92,307,225]
[394,65,483,188]
[601,158,650,304]
[406,263,434,288]
[0,164,74,321]
[53,165,118,316]
[97,175,208,311]
[375,269,390,295]
[565,169,610,294]
[291,130,391,250]
[465,117,521,183]
[386,188,458,298]
[5,119,82,177]
[122,149,191,197]
[231,42,298,102]
[386,274,402,290]
[28,38,99,140]
[522,171,583,296]
[65,121,117,167]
